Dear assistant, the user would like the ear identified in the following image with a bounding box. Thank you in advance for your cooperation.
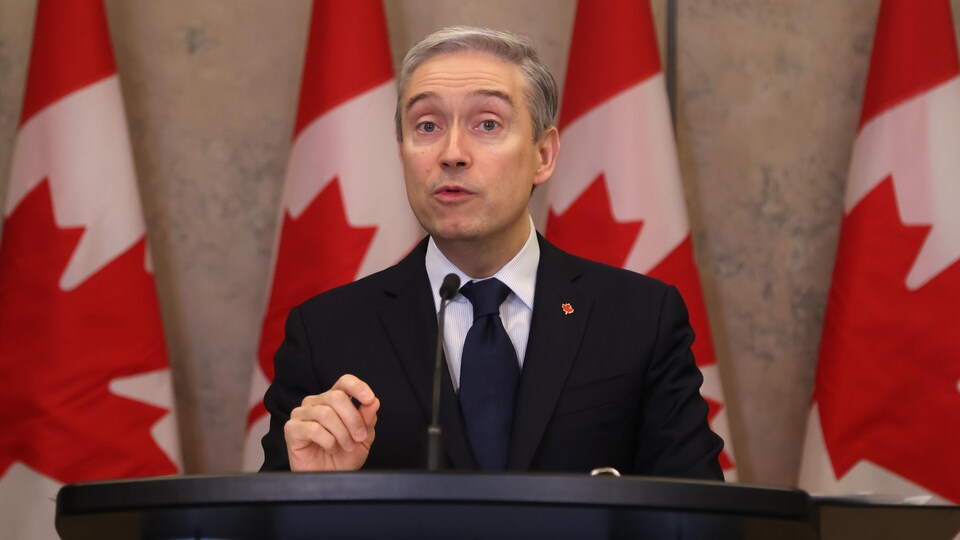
[532,126,560,187]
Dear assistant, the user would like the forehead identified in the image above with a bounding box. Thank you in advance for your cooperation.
[403,51,526,103]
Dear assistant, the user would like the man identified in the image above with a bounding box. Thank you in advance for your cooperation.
[261,26,723,479]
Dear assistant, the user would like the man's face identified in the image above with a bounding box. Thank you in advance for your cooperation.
[398,51,558,253]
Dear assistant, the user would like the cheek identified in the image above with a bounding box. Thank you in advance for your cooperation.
[402,153,430,181]
[413,152,437,175]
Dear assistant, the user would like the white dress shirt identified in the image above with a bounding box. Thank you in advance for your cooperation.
[425,216,540,391]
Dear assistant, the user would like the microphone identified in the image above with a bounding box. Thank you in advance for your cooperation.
[427,273,460,471]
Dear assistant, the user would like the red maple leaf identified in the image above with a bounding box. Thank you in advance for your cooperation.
[0,180,176,483]
[546,174,643,268]
[817,177,960,501]
[250,178,377,426]
[546,175,732,470]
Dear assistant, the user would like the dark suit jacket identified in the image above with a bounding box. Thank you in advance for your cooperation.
[261,234,724,480]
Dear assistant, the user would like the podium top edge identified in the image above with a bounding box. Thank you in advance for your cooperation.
[57,471,811,520]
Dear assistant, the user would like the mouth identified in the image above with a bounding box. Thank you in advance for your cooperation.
[433,184,475,203]
[434,184,474,196]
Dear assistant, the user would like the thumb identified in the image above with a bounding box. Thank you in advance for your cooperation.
[359,397,380,428]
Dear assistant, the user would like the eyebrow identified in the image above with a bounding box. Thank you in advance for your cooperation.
[404,89,515,115]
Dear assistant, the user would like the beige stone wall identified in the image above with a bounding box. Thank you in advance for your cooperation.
[2,0,957,483]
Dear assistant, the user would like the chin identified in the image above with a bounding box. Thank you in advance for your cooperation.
[426,222,482,243]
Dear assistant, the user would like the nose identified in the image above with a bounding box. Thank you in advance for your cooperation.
[439,127,471,170]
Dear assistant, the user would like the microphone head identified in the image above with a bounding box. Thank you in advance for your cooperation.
[439,273,461,300]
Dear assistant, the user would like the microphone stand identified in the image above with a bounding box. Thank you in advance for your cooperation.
[427,274,460,471]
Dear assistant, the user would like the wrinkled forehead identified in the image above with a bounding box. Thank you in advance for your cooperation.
[401,51,529,110]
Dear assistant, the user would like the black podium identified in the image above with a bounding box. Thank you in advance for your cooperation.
[56,472,817,539]
[815,496,960,540]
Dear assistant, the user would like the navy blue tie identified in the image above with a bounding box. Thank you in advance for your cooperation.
[458,278,520,471]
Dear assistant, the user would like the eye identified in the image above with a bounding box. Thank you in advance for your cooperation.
[478,120,499,132]
[417,121,438,133]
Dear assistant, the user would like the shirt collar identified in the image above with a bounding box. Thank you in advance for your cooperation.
[426,215,540,312]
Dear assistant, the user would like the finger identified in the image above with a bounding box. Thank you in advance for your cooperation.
[297,376,376,444]
[359,397,380,428]
[284,418,336,452]
[297,403,359,451]
[331,374,377,406]
[312,389,371,442]
[362,427,376,450]
[361,400,379,447]
[322,394,370,443]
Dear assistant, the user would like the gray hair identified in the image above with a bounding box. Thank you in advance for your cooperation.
[395,26,558,142]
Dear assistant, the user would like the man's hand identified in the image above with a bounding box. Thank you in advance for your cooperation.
[283,374,380,471]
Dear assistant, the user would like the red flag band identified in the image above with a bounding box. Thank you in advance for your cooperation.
[243,0,421,470]
[545,0,736,477]
[0,1,180,536]
[799,0,960,503]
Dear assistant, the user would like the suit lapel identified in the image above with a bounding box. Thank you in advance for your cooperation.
[508,236,593,469]
[378,238,475,469]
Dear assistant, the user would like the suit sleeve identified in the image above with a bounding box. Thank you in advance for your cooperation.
[259,305,323,471]
[633,285,725,480]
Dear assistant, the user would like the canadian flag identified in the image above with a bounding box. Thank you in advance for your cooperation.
[0,1,180,538]
[798,0,960,504]
[242,0,421,470]
[545,0,736,478]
